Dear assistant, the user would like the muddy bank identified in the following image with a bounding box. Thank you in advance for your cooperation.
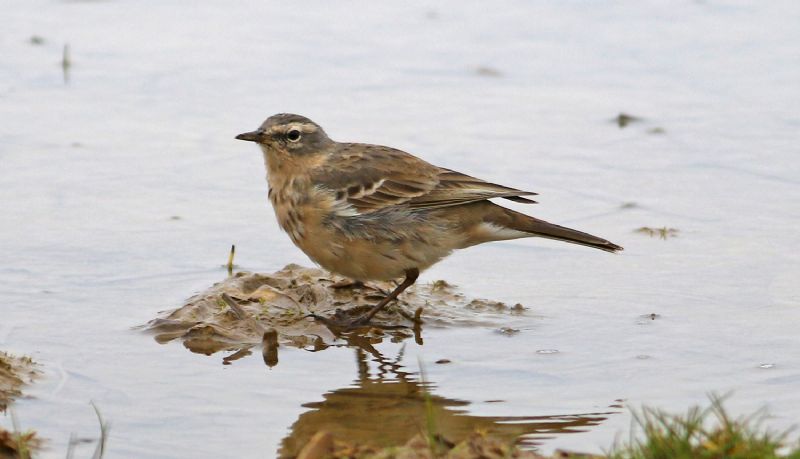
[144,264,526,363]
[0,352,37,412]
[1,352,40,459]
[295,430,601,459]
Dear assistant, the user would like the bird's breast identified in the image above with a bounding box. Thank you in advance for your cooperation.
[267,176,314,245]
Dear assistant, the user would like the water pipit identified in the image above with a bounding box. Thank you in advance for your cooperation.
[236,114,622,328]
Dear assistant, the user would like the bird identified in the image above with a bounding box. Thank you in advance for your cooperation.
[236,113,622,327]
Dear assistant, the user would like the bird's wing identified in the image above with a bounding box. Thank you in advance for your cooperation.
[315,143,537,214]
[408,168,537,209]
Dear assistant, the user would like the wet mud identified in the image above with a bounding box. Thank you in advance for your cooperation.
[0,352,37,412]
[293,430,603,459]
[143,264,526,364]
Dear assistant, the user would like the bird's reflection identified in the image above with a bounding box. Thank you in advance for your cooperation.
[212,321,422,367]
[145,272,615,456]
[278,337,612,458]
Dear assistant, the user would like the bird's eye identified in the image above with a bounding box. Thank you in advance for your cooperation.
[287,129,301,142]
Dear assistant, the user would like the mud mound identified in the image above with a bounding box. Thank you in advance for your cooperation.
[143,264,525,360]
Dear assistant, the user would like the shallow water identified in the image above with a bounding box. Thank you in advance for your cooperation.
[2,1,800,457]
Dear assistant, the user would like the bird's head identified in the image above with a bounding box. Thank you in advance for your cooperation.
[236,114,333,159]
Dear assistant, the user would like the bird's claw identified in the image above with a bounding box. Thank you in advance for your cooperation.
[307,312,408,332]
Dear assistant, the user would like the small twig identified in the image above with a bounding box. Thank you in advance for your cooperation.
[221,293,247,320]
[221,293,266,334]
[226,244,235,275]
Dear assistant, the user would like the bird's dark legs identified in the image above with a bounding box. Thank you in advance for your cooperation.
[310,268,420,330]
[358,268,419,324]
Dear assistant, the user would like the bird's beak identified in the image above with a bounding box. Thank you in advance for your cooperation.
[235,130,263,143]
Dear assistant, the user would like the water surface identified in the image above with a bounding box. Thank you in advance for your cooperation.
[2,1,799,457]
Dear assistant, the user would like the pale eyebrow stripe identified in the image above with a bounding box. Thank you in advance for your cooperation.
[298,123,318,133]
[268,121,318,135]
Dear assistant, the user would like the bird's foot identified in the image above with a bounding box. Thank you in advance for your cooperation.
[307,308,408,332]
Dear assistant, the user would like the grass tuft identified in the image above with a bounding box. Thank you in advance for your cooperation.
[608,395,800,459]
[90,402,110,459]
[0,410,40,459]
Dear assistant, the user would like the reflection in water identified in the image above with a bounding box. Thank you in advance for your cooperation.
[278,336,613,458]
[143,271,614,456]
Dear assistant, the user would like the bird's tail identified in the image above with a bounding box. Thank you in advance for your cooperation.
[494,206,623,253]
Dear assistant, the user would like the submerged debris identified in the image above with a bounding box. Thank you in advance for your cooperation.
[634,226,679,239]
[635,313,661,325]
[497,327,520,336]
[475,66,503,77]
[613,113,642,128]
[143,264,524,363]
[536,349,559,355]
[62,43,71,84]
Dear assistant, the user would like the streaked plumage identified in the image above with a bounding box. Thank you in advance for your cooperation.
[236,113,622,326]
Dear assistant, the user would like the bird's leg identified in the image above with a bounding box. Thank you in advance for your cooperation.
[355,268,419,325]
[309,268,419,330]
